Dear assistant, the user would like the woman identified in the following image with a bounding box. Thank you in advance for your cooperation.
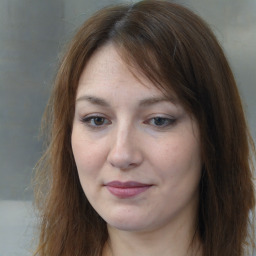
[33,1,255,255]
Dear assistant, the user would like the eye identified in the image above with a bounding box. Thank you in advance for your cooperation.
[146,117,176,128]
[81,115,111,128]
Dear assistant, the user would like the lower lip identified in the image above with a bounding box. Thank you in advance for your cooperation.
[106,186,151,198]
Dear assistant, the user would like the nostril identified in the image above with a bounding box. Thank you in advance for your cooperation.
[107,144,143,170]
[118,162,138,171]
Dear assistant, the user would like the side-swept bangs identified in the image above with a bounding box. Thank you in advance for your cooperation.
[36,1,255,255]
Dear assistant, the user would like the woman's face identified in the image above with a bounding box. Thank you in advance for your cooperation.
[71,44,202,233]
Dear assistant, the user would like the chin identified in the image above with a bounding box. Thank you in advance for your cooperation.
[105,213,156,233]
[108,221,148,232]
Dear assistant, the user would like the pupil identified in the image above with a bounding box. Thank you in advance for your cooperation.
[94,117,104,125]
[154,117,165,126]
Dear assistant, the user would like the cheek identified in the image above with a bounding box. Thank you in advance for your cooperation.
[155,140,202,213]
[71,129,106,177]
[151,135,202,185]
[71,130,108,201]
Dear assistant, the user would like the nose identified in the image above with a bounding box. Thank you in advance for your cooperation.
[107,126,143,170]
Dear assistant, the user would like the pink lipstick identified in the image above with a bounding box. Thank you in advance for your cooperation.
[105,181,152,198]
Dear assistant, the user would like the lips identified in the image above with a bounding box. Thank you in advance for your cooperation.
[105,181,152,198]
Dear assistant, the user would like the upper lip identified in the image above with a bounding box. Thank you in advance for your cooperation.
[105,181,151,188]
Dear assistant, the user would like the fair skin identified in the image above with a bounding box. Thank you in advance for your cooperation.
[71,43,202,256]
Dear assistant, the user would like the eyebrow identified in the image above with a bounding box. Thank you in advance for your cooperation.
[139,96,176,106]
[76,95,176,107]
[76,95,110,107]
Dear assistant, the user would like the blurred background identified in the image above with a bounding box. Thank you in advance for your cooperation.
[0,0,255,255]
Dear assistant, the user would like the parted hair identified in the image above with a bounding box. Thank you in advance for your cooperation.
[33,1,255,255]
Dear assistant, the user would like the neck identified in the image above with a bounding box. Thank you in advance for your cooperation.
[103,216,202,256]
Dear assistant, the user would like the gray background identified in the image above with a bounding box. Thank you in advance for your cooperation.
[0,0,255,255]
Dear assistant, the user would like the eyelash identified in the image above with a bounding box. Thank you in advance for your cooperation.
[144,117,176,128]
[80,115,111,129]
[80,115,176,129]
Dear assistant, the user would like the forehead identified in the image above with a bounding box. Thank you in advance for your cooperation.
[77,43,177,102]
[78,44,130,88]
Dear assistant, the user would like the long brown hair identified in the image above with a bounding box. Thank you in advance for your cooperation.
[33,1,255,255]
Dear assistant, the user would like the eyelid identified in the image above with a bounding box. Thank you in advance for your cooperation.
[144,115,177,128]
[78,112,177,130]
[80,114,112,129]
[144,114,176,121]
